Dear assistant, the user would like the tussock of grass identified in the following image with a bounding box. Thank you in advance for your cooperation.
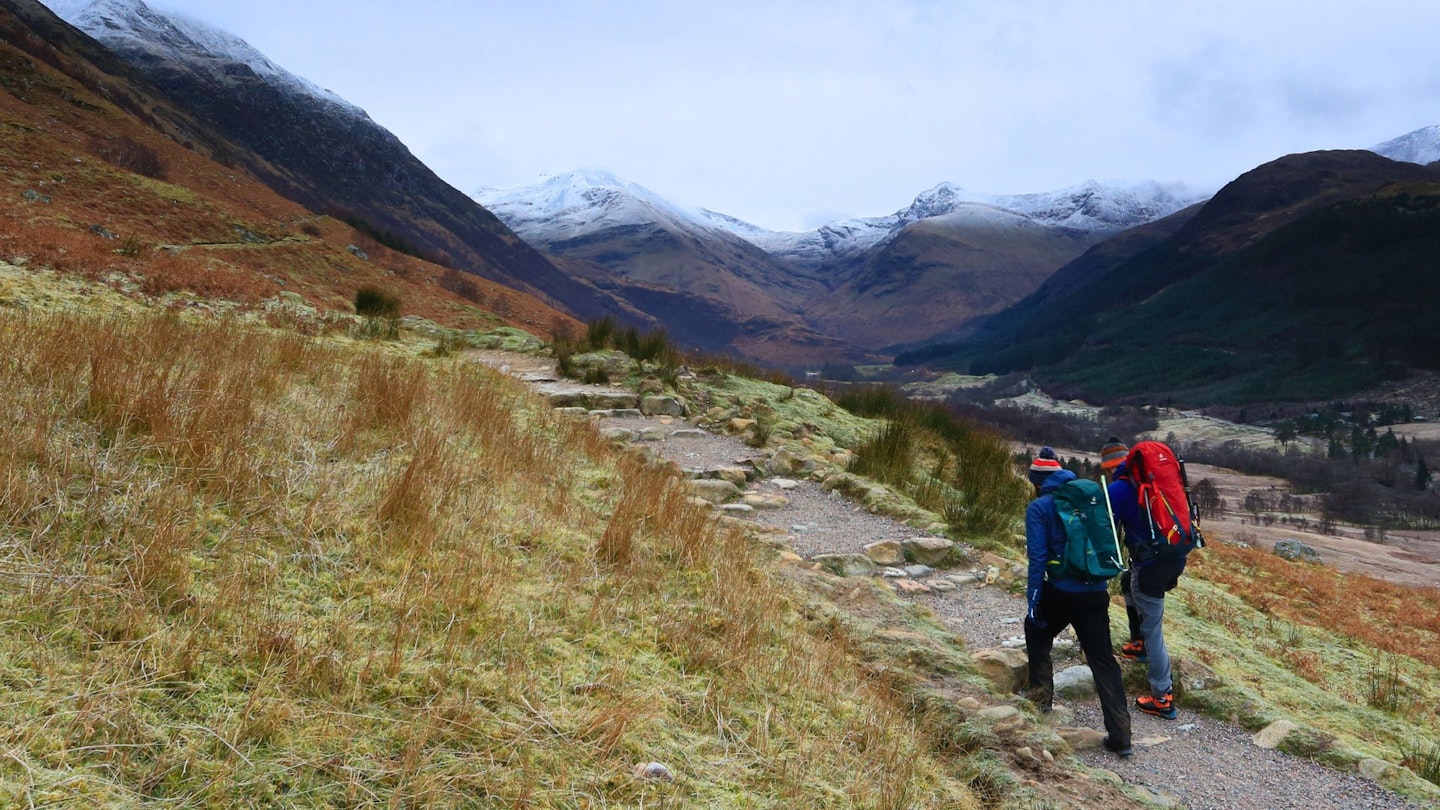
[0,308,992,806]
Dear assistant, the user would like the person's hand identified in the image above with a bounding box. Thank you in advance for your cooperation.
[1027,602,1047,630]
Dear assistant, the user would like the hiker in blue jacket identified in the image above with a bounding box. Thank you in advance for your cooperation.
[1024,447,1133,757]
[1107,447,1189,720]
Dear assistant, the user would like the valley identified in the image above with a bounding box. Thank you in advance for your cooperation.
[3,0,1439,805]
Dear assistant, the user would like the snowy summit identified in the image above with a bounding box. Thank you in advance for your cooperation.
[41,0,364,116]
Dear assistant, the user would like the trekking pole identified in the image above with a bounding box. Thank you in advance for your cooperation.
[1100,474,1124,568]
[1179,457,1205,549]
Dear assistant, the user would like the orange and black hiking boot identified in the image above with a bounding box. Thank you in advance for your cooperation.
[1120,639,1147,663]
[1136,692,1178,719]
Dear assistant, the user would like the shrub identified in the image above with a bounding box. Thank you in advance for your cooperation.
[852,420,916,488]
[1402,739,1440,787]
[439,267,482,304]
[354,286,401,319]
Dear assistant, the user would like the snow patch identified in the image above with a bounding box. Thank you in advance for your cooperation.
[1370,124,1440,166]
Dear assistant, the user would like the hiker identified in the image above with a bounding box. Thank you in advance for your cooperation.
[1099,438,1149,671]
[1024,447,1133,757]
[1107,439,1197,720]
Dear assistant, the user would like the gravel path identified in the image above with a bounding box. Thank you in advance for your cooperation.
[479,352,1425,810]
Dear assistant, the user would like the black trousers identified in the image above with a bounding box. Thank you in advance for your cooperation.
[1024,581,1132,745]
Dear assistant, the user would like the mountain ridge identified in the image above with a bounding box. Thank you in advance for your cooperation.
[476,170,1205,357]
[40,0,612,320]
[902,150,1440,404]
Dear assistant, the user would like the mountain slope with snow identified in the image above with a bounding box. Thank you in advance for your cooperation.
[480,172,1208,278]
[42,0,604,318]
[1371,124,1440,166]
[44,0,360,114]
[475,171,1207,351]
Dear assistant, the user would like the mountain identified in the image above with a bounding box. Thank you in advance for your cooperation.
[901,150,1440,405]
[478,172,1206,357]
[0,0,574,332]
[40,0,608,318]
[477,170,869,364]
[713,180,1207,273]
[1371,124,1440,166]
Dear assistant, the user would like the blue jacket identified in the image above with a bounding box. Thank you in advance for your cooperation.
[1026,469,1108,619]
[1106,471,1147,552]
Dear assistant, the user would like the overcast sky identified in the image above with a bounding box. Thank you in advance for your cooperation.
[146,0,1439,231]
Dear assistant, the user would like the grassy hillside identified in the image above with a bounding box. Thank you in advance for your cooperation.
[0,280,1012,807]
[2,266,1440,805]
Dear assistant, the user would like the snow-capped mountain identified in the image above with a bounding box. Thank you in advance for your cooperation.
[477,171,1208,279]
[475,168,735,246]
[1371,125,1440,166]
[726,180,1207,273]
[43,0,361,116]
[44,0,604,318]
[474,170,1206,352]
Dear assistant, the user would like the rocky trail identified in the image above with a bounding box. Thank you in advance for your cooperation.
[475,351,1424,810]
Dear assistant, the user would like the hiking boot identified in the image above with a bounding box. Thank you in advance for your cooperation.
[1103,736,1134,758]
[1120,639,1147,663]
[1136,693,1178,719]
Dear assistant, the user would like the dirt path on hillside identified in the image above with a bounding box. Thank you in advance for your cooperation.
[473,350,1424,810]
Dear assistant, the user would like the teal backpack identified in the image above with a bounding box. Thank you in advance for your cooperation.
[1049,478,1124,582]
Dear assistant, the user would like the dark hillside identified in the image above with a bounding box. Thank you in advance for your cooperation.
[21,0,610,318]
[901,151,1440,404]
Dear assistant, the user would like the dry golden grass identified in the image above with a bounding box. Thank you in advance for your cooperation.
[1192,541,1440,670]
[0,307,991,806]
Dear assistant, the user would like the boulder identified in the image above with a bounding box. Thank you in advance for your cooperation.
[767,448,800,476]
[971,648,1028,693]
[893,579,932,595]
[1054,665,1096,699]
[1251,719,1300,750]
[1055,727,1105,750]
[975,705,1021,724]
[1358,758,1392,781]
[570,350,632,381]
[686,479,740,504]
[710,467,750,486]
[863,540,905,566]
[812,553,877,578]
[640,395,686,417]
[598,427,637,443]
[547,390,590,408]
[979,552,1011,570]
[1175,657,1222,694]
[1274,539,1322,564]
[741,493,789,510]
[903,536,962,567]
[590,392,639,410]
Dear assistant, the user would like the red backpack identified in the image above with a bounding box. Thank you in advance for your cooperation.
[1123,440,1203,558]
